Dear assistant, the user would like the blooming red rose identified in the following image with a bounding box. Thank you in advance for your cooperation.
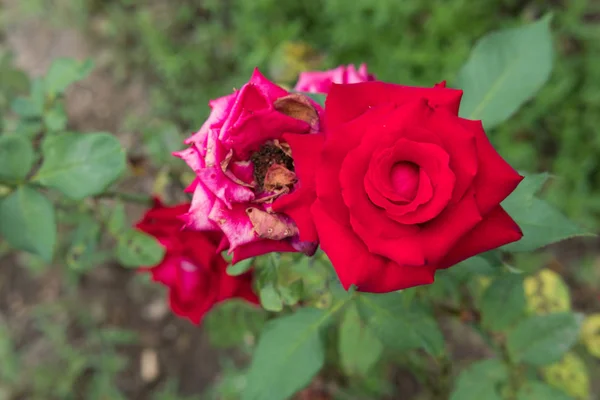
[294,63,375,94]
[175,69,322,264]
[136,199,258,324]
[301,81,523,293]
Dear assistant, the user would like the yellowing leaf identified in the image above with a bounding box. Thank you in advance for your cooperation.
[581,314,600,359]
[524,269,571,315]
[180,171,196,189]
[152,167,171,199]
[542,352,590,400]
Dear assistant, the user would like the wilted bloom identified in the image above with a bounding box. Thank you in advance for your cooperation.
[294,63,376,94]
[175,69,323,264]
[136,199,258,324]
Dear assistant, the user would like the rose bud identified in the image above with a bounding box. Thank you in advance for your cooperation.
[136,199,258,324]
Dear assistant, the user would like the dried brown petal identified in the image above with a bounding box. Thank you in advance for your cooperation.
[263,164,297,192]
[274,93,320,133]
[246,207,298,240]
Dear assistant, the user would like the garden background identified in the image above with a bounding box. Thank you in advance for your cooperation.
[0,0,599,399]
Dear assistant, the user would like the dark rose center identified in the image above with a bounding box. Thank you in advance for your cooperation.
[250,142,295,190]
[390,161,419,200]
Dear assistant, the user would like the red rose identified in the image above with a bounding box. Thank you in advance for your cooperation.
[136,199,259,323]
[303,82,523,293]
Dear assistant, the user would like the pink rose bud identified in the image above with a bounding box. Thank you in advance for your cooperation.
[294,63,376,94]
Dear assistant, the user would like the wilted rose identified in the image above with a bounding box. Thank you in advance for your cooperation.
[175,69,323,263]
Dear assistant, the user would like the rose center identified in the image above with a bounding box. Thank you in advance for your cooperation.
[250,142,295,190]
[390,162,419,201]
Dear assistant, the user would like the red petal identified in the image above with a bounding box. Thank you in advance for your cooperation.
[312,200,434,293]
[325,81,463,129]
[232,239,297,263]
[459,119,524,215]
[425,110,478,202]
[440,206,523,268]
[272,133,324,242]
[419,191,483,264]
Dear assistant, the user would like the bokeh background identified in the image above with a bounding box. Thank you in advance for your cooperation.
[0,0,599,399]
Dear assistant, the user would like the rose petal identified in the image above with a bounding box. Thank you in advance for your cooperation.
[182,181,220,231]
[173,146,206,173]
[380,139,456,224]
[184,92,237,148]
[460,119,524,214]
[248,68,290,102]
[208,203,258,252]
[312,200,435,293]
[232,239,297,263]
[316,105,397,225]
[419,191,483,264]
[325,81,463,129]
[148,253,180,287]
[272,133,324,242]
[425,110,478,202]
[197,166,254,208]
[440,206,523,268]
[340,139,419,241]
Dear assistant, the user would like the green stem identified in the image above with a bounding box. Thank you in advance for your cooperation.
[98,191,153,205]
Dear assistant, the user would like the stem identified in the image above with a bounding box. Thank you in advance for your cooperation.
[98,191,153,205]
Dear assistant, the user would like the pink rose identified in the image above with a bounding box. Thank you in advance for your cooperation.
[175,69,323,263]
[294,63,376,94]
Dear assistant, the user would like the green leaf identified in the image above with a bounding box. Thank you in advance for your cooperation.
[43,104,68,132]
[204,299,267,348]
[13,119,43,138]
[445,254,500,283]
[142,121,184,166]
[243,307,333,400]
[11,96,43,118]
[66,215,102,272]
[33,132,126,199]
[98,328,138,345]
[300,92,326,107]
[0,325,20,384]
[339,304,383,376]
[227,258,254,276]
[0,135,34,182]
[502,174,591,252]
[449,359,508,400]
[116,229,165,268]
[507,312,583,366]
[107,201,126,236]
[480,274,526,331]
[356,292,445,356]
[258,283,284,312]
[517,381,572,400]
[45,58,94,97]
[0,186,56,261]
[457,15,553,129]
[278,279,303,306]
